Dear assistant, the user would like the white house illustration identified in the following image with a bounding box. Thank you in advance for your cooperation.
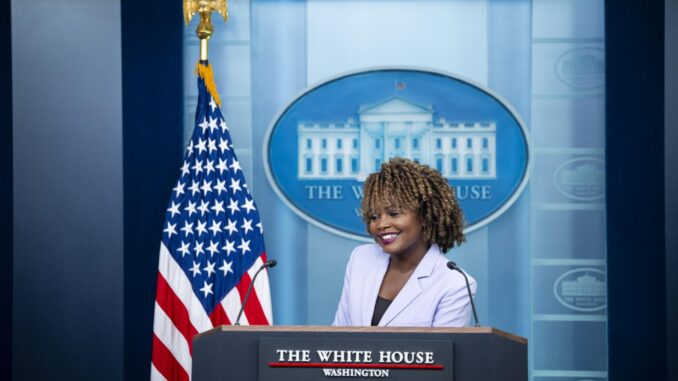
[561,273,606,298]
[297,97,496,180]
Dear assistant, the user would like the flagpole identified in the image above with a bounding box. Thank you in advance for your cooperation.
[184,0,228,62]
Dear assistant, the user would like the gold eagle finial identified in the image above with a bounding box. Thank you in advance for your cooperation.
[183,0,228,60]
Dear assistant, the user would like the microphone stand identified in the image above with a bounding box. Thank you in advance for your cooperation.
[447,261,480,327]
[234,259,277,325]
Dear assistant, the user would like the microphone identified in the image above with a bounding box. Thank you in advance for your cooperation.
[234,259,277,325]
[447,261,480,327]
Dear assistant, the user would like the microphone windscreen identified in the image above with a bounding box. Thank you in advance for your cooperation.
[267,259,278,268]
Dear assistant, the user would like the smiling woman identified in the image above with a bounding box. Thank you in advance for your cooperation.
[332,158,475,327]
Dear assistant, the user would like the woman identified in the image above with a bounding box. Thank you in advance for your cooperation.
[333,157,476,327]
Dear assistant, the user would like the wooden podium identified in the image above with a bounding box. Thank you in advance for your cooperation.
[193,326,527,380]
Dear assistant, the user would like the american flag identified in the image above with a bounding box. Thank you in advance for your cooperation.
[151,63,272,381]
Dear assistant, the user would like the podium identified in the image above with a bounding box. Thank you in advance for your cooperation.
[193,326,527,380]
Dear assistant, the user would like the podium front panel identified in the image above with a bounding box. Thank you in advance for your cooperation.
[192,326,526,381]
[259,337,454,380]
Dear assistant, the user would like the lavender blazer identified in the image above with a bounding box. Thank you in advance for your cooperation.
[332,243,476,327]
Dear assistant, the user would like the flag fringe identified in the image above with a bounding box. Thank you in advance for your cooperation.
[195,62,222,109]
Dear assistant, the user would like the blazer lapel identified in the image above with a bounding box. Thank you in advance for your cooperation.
[379,245,440,326]
[362,251,390,326]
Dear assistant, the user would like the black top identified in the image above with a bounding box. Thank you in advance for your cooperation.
[371,296,393,326]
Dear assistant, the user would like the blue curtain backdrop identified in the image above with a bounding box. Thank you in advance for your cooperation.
[121,0,184,380]
[606,1,666,381]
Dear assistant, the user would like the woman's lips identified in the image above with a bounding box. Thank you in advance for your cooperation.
[380,233,399,245]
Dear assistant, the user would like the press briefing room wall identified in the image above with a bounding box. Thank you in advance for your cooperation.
[5,1,676,380]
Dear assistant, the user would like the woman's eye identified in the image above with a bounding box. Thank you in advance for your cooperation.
[369,215,379,221]
[388,210,401,217]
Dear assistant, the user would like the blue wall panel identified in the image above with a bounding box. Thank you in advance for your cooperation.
[250,0,310,325]
[486,0,532,338]
[11,1,123,379]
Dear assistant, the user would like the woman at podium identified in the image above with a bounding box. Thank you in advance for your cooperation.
[333,158,476,327]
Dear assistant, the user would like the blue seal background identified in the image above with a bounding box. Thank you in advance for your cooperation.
[266,69,529,238]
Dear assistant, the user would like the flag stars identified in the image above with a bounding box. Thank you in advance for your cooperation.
[163,222,177,238]
[184,200,197,217]
[218,138,230,153]
[167,201,181,218]
[229,178,242,194]
[256,222,263,234]
[216,158,228,174]
[225,219,238,236]
[198,118,209,133]
[189,180,201,196]
[207,241,220,257]
[194,241,205,256]
[219,260,233,276]
[241,219,253,235]
[195,138,207,155]
[229,159,242,173]
[208,220,222,235]
[214,179,227,195]
[196,220,208,237]
[207,139,217,154]
[173,181,185,197]
[205,159,215,175]
[238,239,251,255]
[211,200,225,216]
[186,140,194,155]
[227,198,240,214]
[241,198,256,214]
[177,241,191,257]
[219,118,229,132]
[209,98,217,112]
[199,281,214,297]
[198,200,210,216]
[180,161,190,177]
[208,117,218,133]
[190,261,201,277]
[201,180,213,195]
[204,261,216,277]
[222,240,236,256]
[192,159,204,175]
[180,221,194,237]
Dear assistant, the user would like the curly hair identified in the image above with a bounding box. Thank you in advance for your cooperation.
[361,157,465,253]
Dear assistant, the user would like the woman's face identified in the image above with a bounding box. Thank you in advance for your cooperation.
[368,206,429,258]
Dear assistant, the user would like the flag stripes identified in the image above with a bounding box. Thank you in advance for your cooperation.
[151,334,189,381]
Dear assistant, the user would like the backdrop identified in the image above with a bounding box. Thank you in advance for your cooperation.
[8,1,672,381]
[183,1,607,379]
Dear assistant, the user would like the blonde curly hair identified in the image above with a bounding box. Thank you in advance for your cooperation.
[361,157,465,253]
